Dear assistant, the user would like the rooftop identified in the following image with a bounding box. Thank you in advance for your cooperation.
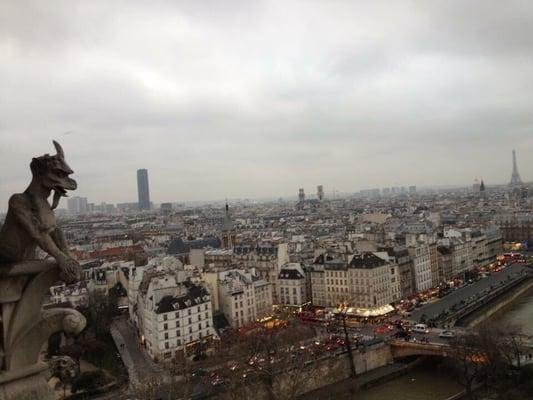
[155,282,210,314]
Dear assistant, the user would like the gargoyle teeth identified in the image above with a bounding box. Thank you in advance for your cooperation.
[55,186,68,196]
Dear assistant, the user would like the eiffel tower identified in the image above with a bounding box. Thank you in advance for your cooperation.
[509,149,523,186]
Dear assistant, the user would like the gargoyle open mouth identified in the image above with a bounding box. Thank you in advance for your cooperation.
[51,186,70,210]
[54,186,68,197]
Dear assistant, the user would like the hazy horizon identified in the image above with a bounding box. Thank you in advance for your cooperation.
[1,1,532,209]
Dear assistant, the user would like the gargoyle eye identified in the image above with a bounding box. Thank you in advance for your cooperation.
[54,169,68,178]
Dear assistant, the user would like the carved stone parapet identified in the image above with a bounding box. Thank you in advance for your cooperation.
[0,261,87,400]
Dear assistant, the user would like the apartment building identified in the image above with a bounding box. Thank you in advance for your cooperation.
[136,272,215,362]
[277,263,308,307]
[217,269,272,328]
[408,244,432,292]
[316,252,399,310]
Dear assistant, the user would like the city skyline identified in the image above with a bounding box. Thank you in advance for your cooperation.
[0,149,529,212]
[1,1,533,208]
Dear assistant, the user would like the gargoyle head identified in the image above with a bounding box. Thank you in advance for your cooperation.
[30,140,77,209]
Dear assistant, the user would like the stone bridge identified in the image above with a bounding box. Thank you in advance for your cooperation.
[389,340,452,358]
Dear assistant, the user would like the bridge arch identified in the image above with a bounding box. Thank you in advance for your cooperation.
[389,340,451,359]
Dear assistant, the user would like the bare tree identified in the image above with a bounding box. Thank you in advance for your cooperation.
[337,305,357,379]
[449,330,487,400]
[449,322,526,399]
[213,320,320,400]
[130,372,195,400]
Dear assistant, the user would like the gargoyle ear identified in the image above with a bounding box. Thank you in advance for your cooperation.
[53,140,64,159]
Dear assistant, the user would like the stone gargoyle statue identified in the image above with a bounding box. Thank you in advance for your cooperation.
[0,141,86,400]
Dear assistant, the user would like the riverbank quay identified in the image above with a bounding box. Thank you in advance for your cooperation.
[457,277,533,328]
[410,264,531,327]
[300,357,469,400]
[296,358,425,400]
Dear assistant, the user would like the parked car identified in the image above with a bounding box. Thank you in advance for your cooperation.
[210,372,224,386]
[439,330,456,339]
[412,323,430,334]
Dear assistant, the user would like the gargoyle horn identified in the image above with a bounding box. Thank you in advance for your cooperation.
[53,140,65,159]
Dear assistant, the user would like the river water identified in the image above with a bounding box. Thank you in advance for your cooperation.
[350,365,463,400]
[348,286,533,400]
[488,286,533,334]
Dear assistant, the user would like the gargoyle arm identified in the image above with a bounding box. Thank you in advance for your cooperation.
[51,228,72,257]
[9,195,69,263]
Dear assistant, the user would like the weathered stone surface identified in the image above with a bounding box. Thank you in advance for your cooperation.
[0,141,86,400]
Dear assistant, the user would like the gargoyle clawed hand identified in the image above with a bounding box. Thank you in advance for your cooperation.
[57,255,82,284]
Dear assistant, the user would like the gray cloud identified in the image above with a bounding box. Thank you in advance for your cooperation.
[1,0,533,209]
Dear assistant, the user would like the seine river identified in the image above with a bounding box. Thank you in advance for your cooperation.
[350,365,463,400]
[488,286,533,334]
[344,287,533,400]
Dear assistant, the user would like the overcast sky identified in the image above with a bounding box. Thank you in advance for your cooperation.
[1,0,532,209]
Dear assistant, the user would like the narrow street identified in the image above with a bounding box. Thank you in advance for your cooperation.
[110,317,167,389]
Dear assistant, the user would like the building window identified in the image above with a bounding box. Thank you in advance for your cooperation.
[163,314,167,321]
[176,330,180,336]
[164,333,168,339]
[165,342,169,349]
[164,323,168,330]
[175,312,179,318]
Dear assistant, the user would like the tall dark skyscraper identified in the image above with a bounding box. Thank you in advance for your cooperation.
[509,149,523,187]
[298,188,305,202]
[137,169,150,210]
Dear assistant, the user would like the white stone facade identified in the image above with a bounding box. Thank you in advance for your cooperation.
[277,263,308,307]
[408,245,432,292]
[130,260,215,362]
[217,269,272,328]
[314,252,398,310]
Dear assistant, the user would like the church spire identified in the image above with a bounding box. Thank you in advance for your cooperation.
[221,202,235,249]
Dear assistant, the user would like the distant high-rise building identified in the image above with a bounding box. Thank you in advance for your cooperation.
[509,150,523,187]
[473,178,481,192]
[67,196,88,214]
[160,202,173,215]
[408,186,417,194]
[298,188,305,202]
[317,185,324,201]
[137,169,151,210]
